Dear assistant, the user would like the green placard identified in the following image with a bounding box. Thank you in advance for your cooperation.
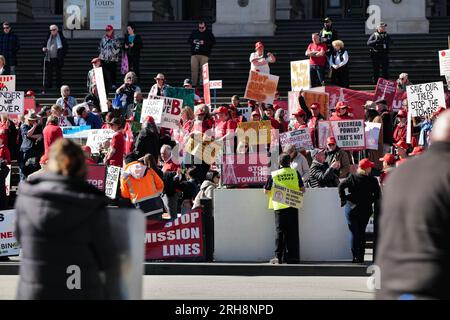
[165,87,195,109]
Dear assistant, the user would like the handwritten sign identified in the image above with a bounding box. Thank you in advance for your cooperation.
[329,120,366,151]
[0,91,24,115]
[105,165,121,199]
[290,60,310,91]
[140,99,164,124]
[279,128,314,150]
[86,129,115,154]
[406,81,446,117]
[236,120,272,145]
[244,70,279,104]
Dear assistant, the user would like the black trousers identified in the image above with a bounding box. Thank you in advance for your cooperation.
[45,58,63,89]
[128,55,140,80]
[331,65,349,88]
[370,51,389,83]
[274,207,300,263]
[102,60,117,91]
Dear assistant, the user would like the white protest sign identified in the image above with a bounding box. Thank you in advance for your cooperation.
[0,210,20,257]
[406,81,445,117]
[272,184,304,209]
[329,120,366,150]
[439,50,450,76]
[290,60,310,91]
[140,99,164,124]
[105,165,121,199]
[0,91,24,115]
[365,122,382,151]
[317,120,332,148]
[86,129,115,154]
[0,75,15,91]
[279,128,314,150]
[210,80,222,89]
[152,96,183,129]
[93,67,109,113]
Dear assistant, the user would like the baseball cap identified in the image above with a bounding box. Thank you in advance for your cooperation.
[397,109,408,118]
[409,146,424,156]
[105,25,113,31]
[183,78,192,87]
[379,153,395,164]
[327,136,337,145]
[214,106,229,114]
[81,145,92,154]
[144,116,155,124]
[394,140,408,150]
[335,101,348,110]
[324,17,332,22]
[359,158,375,170]
[310,148,325,158]
[292,108,306,116]
[91,57,101,64]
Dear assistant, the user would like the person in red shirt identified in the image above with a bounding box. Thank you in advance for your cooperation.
[288,108,308,131]
[160,144,180,173]
[393,140,409,163]
[263,105,280,130]
[0,137,11,164]
[40,115,63,165]
[307,103,324,147]
[191,106,212,135]
[105,118,125,166]
[213,106,237,139]
[305,33,327,87]
[393,109,407,144]
[329,101,354,120]
[82,145,97,165]
[0,115,9,147]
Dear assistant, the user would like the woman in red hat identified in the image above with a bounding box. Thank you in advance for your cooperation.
[338,158,381,263]
[213,106,237,140]
[190,105,212,136]
[329,101,354,120]
[288,108,307,131]
[249,41,276,74]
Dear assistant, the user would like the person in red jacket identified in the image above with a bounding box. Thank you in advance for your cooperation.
[263,105,280,130]
[40,115,63,165]
[305,33,328,87]
[0,137,11,164]
[213,106,237,139]
[104,118,125,166]
[393,109,407,144]
[329,101,354,120]
[289,108,308,131]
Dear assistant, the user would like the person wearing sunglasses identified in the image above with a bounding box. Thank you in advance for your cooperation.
[0,21,19,75]
[42,24,68,90]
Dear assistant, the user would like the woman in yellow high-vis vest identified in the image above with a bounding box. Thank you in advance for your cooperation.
[264,153,305,264]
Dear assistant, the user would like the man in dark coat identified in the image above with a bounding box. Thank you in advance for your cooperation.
[41,24,68,90]
[134,116,160,161]
[376,109,450,299]
[375,99,393,152]
[307,148,340,188]
[187,21,215,87]
[0,22,20,74]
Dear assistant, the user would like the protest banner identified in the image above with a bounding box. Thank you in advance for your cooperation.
[93,67,109,113]
[279,128,314,151]
[374,78,397,109]
[185,136,222,165]
[105,165,121,199]
[86,129,115,154]
[87,165,106,192]
[392,90,407,112]
[152,96,183,130]
[290,60,310,91]
[165,87,195,109]
[140,99,164,124]
[365,122,382,151]
[325,86,374,119]
[0,75,15,91]
[237,106,252,122]
[236,120,272,146]
[221,153,270,186]
[439,49,450,76]
[329,120,366,150]
[0,210,20,257]
[145,209,204,261]
[0,91,24,115]
[272,184,304,209]
[244,70,279,105]
[406,81,445,117]
[202,63,211,105]
[317,120,333,148]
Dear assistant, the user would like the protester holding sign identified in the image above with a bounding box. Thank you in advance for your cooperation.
[148,73,170,98]
[104,118,125,166]
[325,136,351,178]
[393,109,408,144]
[15,138,114,299]
[288,108,307,131]
[87,57,102,92]
[329,101,354,121]
[338,158,381,263]
[264,153,305,264]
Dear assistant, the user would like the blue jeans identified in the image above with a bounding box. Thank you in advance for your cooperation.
[310,65,325,87]
[344,203,371,260]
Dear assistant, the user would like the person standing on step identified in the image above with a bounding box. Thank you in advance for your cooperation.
[123,23,143,80]
[305,33,327,87]
[188,21,216,87]
[99,25,121,92]
[249,41,276,74]
[0,22,19,75]
[367,22,392,83]
[319,17,338,58]
[42,25,68,91]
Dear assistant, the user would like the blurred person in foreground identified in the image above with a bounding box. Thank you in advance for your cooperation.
[376,109,450,299]
[14,138,114,299]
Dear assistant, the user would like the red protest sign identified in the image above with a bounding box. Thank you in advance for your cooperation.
[202,63,211,105]
[86,165,106,192]
[392,90,407,112]
[145,209,204,261]
[325,86,374,120]
[221,153,270,186]
[374,78,397,110]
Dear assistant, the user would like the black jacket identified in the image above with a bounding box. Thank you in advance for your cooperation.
[0,31,20,66]
[319,26,338,52]
[338,173,380,210]
[14,172,114,300]
[0,65,10,75]
[376,142,450,299]
[42,30,68,63]
[134,127,160,161]
[188,28,216,57]
[380,110,393,144]
[307,160,339,188]
[123,34,143,59]
[367,31,392,53]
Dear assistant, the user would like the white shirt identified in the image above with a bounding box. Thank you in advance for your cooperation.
[250,52,270,74]
[291,153,310,182]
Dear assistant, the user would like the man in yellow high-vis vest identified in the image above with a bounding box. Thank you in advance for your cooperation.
[264,153,305,264]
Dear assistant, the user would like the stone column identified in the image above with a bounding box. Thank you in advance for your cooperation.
[366,0,429,34]
[213,0,276,37]
[129,0,154,22]
[0,0,33,22]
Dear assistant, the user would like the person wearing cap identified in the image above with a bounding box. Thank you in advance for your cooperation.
[190,104,212,135]
[305,33,327,87]
[338,158,381,263]
[148,73,170,98]
[18,112,44,180]
[325,136,351,179]
[0,22,19,75]
[183,78,201,102]
[188,21,216,87]
[319,17,338,57]
[283,144,310,183]
[86,57,102,93]
[213,106,237,140]
[288,108,307,131]
[367,22,392,84]
[104,118,125,166]
[329,101,353,120]
[42,24,68,90]
[393,109,408,144]
[75,105,103,129]
[250,41,276,74]
[40,115,63,166]
[134,116,160,161]
[123,23,143,79]
[393,140,409,162]
[396,72,412,92]
[409,146,424,157]
[81,145,97,165]
[98,25,121,92]
[378,153,395,186]
[307,148,340,188]
[264,105,280,130]
[329,40,349,88]
[264,153,305,264]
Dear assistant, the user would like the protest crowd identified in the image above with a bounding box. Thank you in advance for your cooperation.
[1,16,450,300]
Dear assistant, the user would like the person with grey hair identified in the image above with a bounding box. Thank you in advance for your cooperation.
[116,71,141,118]
[376,109,450,299]
[42,24,68,90]
[396,72,412,91]
[307,148,340,188]
[55,85,78,115]
[283,144,310,182]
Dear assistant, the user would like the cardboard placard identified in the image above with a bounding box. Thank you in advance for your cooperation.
[236,120,272,146]
[290,60,310,91]
[0,91,24,115]
[140,99,164,124]
[406,81,446,117]
[244,70,279,104]
[105,165,121,199]
[93,67,109,113]
[329,120,366,150]
[279,128,314,151]
[86,129,115,154]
